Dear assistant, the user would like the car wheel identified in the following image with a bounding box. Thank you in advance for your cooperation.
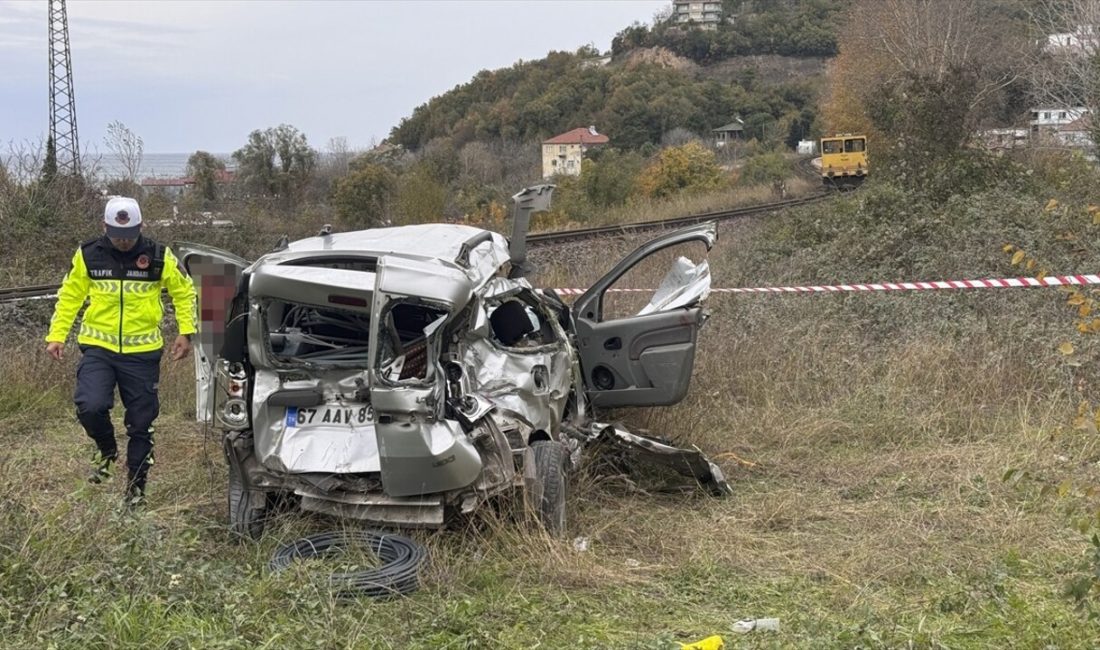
[530,440,567,536]
[226,443,267,540]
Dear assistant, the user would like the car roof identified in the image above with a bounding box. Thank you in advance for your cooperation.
[255,223,512,287]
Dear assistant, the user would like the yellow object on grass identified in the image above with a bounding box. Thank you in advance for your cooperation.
[679,635,724,650]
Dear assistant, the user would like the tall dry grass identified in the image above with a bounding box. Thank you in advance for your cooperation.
[1,183,1098,646]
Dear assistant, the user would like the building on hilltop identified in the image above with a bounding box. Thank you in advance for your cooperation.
[712,119,745,147]
[1057,114,1094,150]
[1030,107,1088,138]
[975,108,1094,157]
[672,0,724,31]
[977,127,1029,151]
[1043,27,1097,56]
[541,126,609,178]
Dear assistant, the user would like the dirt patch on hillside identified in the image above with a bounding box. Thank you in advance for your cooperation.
[703,54,829,86]
[618,47,697,72]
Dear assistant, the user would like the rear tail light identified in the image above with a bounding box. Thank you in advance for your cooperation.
[215,360,250,430]
[221,398,248,428]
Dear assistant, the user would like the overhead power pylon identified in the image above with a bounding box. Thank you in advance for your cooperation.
[48,0,80,176]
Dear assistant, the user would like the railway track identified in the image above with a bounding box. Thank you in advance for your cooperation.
[0,284,66,302]
[527,193,825,245]
[0,193,828,303]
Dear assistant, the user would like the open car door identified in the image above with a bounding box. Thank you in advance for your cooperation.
[571,222,716,408]
[175,242,250,423]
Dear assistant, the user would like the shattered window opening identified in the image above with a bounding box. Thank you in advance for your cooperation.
[263,300,371,366]
[487,294,559,349]
[601,241,711,321]
[377,301,449,383]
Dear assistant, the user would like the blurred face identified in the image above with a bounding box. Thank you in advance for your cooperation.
[109,236,139,252]
[102,223,139,251]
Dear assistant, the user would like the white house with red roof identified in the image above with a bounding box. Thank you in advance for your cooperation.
[541,126,609,178]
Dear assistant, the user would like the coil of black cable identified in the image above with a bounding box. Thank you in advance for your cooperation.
[269,530,427,598]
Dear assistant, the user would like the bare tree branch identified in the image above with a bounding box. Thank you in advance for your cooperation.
[104,121,144,183]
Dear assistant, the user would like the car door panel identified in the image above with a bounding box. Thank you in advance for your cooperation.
[571,222,716,408]
[175,242,250,423]
[368,256,483,496]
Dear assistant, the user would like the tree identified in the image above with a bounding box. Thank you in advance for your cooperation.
[1029,0,1100,148]
[661,127,703,148]
[738,151,789,186]
[40,135,57,185]
[325,136,352,177]
[232,124,316,200]
[636,142,724,198]
[186,151,226,202]
[458,141,500,185]
[396,167,448,224]
[331,162,396,227]
[580,149,644,207]
[104,120,143,183]
[824,0,1028,156]
[785,108,817,149]
[417,138,460,184]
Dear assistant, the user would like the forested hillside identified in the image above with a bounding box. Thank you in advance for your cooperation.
[390,0,847,151]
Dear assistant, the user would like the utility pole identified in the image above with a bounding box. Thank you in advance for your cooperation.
[48,0,80,176]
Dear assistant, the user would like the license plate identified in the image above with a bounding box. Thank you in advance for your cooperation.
[285,404,373,427]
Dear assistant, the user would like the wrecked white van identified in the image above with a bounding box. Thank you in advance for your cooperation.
[179,185,728,538]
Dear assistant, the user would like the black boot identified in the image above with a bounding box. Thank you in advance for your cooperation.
[125,475,146,510]
[88,452,117,484]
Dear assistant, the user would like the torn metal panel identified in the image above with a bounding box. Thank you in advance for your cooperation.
[298,493,445,527]
[582,422,732,496]
[637,257,711,316]
[457,282,577,437]
[371,418,484,498]
[370,255,475,311]
[250,367,381,474]
[461,337,573,434]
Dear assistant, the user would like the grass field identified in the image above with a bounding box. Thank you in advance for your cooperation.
[3,185,1100,648]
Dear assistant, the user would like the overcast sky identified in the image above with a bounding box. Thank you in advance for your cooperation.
[1,0,667,154]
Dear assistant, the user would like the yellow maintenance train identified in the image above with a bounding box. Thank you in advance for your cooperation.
[820,134,868,190]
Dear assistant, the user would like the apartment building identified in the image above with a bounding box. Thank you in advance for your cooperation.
[672,0,723,30]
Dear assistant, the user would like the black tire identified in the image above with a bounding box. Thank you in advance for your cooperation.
[530,440,567,536]
[226,442,267,540]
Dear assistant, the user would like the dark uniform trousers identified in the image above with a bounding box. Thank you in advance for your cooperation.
[74,345,162,488]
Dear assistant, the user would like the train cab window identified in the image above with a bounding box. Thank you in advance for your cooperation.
[822,140,842,154]
[844,138,865,153]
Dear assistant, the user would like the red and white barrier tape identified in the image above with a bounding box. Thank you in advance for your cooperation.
[553,274,1100,296]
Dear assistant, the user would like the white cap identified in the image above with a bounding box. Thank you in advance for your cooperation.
[104,196,143,238]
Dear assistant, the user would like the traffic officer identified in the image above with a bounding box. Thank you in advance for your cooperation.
[45,196,197,507]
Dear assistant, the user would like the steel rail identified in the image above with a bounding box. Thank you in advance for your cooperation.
[527,193,826,246]
[0,193,828,304]
[0,284,64,301]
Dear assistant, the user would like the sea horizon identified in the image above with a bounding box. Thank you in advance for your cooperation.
[93,152,234,180]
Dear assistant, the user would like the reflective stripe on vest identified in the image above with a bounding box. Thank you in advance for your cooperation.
[121,332,161,347]
[123,282,160,295]
[91,280,119,294]
[79,323,120,346]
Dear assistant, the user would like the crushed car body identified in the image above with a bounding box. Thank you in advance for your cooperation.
[178,184,729,537]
